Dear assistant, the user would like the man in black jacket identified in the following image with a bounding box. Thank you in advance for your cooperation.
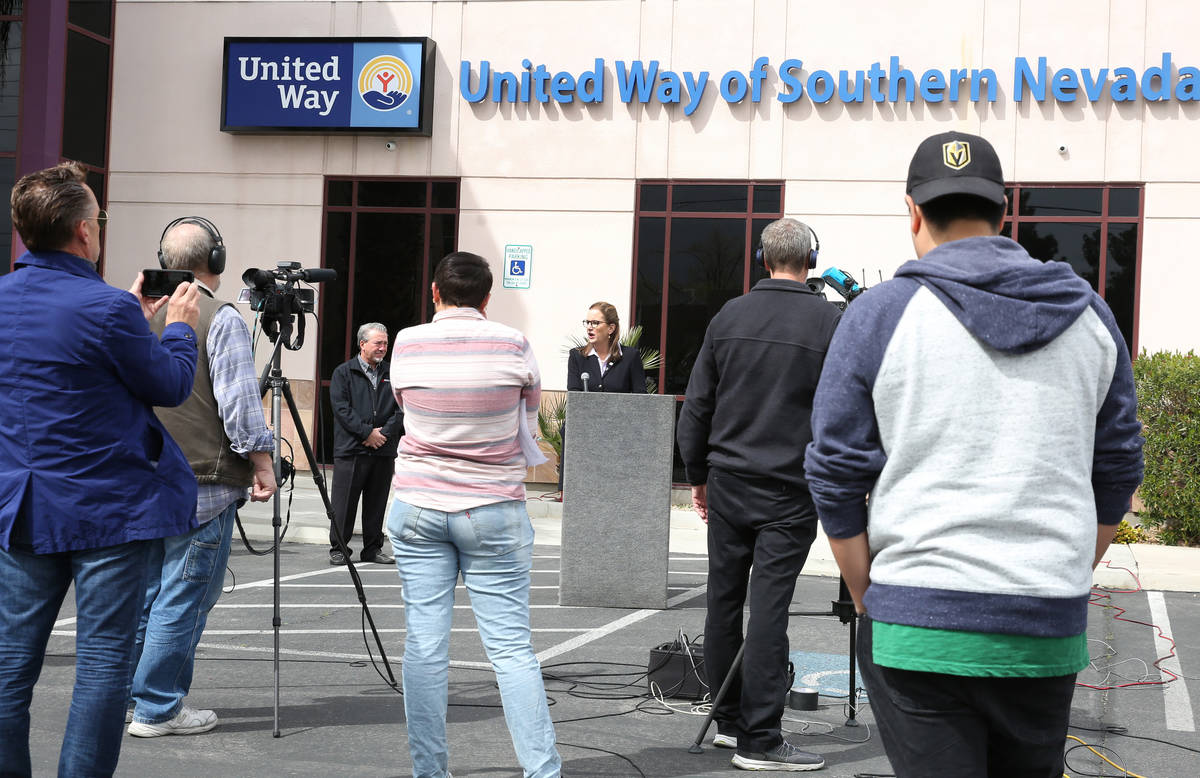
[677,218,840,772]
[329,323,404,565]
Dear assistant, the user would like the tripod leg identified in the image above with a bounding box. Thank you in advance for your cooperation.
[846,615,860,725]
[278,379,399,687]
[688,641,744,754]
[270,367,283,738]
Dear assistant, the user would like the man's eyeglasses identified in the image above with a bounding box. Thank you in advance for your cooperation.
[90,210,109,229]
[582,319,606,328]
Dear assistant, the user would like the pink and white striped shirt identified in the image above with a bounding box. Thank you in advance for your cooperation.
[390,307,541,512]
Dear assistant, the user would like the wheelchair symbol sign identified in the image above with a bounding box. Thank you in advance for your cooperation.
[503,245,532,289]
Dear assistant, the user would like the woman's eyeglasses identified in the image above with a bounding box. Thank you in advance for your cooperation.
[90,210,109,229]
[582,320,606,328]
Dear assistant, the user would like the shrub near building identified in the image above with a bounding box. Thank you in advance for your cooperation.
[1133,351,1200,546]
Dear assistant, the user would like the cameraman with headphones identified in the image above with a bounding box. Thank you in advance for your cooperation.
[128,217,277,737]
[677,218,840,772]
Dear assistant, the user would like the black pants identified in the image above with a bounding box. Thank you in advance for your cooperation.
[330,455,394,559]
[704,467,818,752]
[857,616,1077,777]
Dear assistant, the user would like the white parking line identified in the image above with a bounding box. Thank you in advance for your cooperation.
[277,584,566,590]
[212,604,575,609]
[201,628,588,635]
[191,642,498,670]
[1147,591,1195,732]
[235,566,563,589]
[50,627,589,638]
[534,582,708,664]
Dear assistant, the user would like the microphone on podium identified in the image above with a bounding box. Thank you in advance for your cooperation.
[580,372,590,392]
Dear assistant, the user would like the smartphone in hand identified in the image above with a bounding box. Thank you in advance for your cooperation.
[141,269,195,298]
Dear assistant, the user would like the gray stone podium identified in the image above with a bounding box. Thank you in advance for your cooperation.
[558,391,676,609]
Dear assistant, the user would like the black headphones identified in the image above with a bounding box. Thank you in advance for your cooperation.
[756,223,820,269]
[157,216,226,275]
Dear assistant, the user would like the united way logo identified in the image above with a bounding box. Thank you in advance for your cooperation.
[942,140,971,170]
[358,55,412,111]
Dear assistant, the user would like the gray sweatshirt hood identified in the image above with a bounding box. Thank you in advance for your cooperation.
[893,235,1094,353]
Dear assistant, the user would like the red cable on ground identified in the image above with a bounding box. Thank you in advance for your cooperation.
[1078,559,1180,690]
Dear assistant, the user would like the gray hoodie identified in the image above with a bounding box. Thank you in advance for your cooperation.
[804,236,1143,638]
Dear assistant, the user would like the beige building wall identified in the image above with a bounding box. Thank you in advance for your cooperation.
[106,0,1200,405]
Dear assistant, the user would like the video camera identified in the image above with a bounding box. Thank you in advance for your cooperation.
[240,261,337,350]
[807,267,867,311]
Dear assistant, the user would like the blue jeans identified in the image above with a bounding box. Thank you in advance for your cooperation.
[130,502,237,724]
[0,540,152,777]
[387,499,560,778]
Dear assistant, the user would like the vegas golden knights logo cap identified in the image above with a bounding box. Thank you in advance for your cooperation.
[907,131,1005,205]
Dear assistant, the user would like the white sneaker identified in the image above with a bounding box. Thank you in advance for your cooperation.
[124,708,133,724]
[713,732,737,749]
[127,706,218,737]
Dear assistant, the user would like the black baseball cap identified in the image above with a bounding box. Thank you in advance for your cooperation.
[906,131,1005,205]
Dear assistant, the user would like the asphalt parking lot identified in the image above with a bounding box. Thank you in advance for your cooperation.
[24,481,1200,777]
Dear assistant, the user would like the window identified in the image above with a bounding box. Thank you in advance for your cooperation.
[632,180,784,481]
[633,180,784,396]
[62,1,114,273]
[1002,184,1142,354]
[0,2,21,272]
[68,0,111,38]
[317,177,459,461]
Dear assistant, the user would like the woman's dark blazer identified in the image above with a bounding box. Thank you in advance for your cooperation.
[566,345,647,394]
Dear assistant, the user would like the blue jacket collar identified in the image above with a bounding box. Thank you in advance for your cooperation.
[15,250,101,280]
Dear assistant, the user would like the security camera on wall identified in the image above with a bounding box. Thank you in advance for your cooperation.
[385,141,397,151]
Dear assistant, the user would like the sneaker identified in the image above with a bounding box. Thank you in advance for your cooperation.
[125,707,133,725]
[127,707,218,737]
[732,741,825,771]
[329,551,347,566]
[713,732,737,749]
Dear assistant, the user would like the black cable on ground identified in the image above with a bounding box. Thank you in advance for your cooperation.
[1070,722,1200,755]
[1063,740,1135,778]
[556,740,647,777]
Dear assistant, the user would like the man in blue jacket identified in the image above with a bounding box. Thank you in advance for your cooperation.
[805,132,1144,777]
[0,162,201,775]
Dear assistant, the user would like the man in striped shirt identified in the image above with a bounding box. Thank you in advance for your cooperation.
[387,252,560,778]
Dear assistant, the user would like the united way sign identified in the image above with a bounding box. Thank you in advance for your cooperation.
[221,37,435,135]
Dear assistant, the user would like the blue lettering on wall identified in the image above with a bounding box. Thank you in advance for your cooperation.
[778,58,805,104]
[457,53,1192,109]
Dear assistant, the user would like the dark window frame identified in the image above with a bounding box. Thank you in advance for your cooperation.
[316,175,460,461]
[1003,182,1144,354]
[632,179,786,398]
[0,6,24,271]
[62,3,114,273]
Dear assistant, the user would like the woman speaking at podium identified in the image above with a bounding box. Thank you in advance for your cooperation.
[567,301,646,394]
[559,302,646,491]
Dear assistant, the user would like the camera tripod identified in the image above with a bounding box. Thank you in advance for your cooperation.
[258,333,398,736]
[688,576,860,754]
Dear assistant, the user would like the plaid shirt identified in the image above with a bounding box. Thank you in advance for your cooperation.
[196,303,274,523]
